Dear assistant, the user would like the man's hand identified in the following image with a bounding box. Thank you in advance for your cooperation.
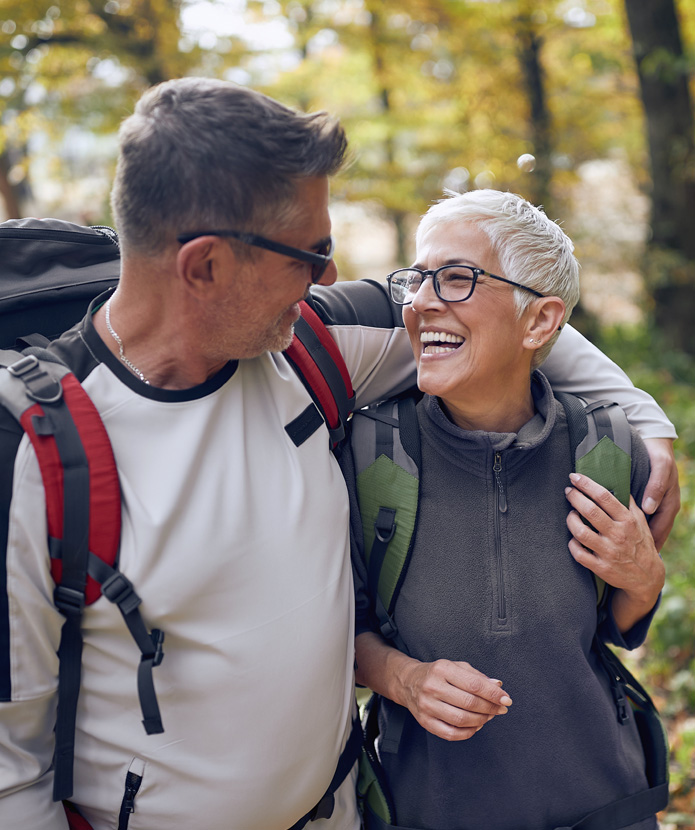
[565,472,665,632]
[642,438,681,551]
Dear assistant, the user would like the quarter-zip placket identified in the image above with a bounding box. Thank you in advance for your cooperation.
[492,451,509,629]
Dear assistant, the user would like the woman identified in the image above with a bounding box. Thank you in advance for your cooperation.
[347,190,665,830]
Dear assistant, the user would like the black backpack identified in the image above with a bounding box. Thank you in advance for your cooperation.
[0,218,360,827]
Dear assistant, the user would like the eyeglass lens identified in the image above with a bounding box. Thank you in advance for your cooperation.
[389,266,477,304]
[311,243,330,283]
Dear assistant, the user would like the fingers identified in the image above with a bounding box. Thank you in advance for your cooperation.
[403,659,512,742]
[566,473,627,523]
[420,710,496,742]
[641,438,679,515]
[641,438,681,551]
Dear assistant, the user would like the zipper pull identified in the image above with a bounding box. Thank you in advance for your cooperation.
[493,452,507,513]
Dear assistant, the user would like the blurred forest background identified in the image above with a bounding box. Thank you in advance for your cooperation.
[0,0,693,822]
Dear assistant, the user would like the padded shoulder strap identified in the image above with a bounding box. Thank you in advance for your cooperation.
[556,392,632,509]
[284,300,355,448]
[352,397,420,654]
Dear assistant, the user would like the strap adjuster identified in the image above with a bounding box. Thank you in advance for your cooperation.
[8,354,63,404]
[380,617,398,640]
[146,628,165,668]
[8,354,40,377]
[54,585,85,616]
[101,571,142,615]
[374,508,397,543]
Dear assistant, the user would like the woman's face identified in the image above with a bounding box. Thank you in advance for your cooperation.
[403,221,533,410]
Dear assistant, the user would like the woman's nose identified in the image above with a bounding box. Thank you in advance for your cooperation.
[411,274,443,311]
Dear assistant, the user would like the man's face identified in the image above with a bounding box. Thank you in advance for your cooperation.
[207,176,337,360]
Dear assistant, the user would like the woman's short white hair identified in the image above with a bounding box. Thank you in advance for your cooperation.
[416,189,580,368]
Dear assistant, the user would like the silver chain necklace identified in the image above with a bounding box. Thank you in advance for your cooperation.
[105,296,151,385]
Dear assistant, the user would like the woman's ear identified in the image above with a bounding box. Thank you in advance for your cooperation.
[176,236,235,299]
[524,296,566,350]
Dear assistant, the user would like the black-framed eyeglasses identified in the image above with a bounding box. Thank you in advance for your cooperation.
[386,264,546,305]
[176,229,335,284]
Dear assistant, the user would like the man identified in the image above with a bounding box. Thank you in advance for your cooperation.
[0,77,679,830]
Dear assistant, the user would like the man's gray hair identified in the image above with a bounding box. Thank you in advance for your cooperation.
[416,189,580,368]
[110,77,348,256]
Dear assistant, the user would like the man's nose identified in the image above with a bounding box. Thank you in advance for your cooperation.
[317,258,338,287]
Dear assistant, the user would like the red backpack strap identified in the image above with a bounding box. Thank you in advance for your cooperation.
[284,300,355,448]
[63,801,95,830]
[0,350,164,803]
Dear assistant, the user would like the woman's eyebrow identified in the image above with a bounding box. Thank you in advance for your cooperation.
[411,258,480,270]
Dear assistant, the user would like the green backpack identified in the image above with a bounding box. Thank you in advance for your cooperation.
[349,391,669,830]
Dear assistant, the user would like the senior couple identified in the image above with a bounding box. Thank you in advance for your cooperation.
[0,77,675,830]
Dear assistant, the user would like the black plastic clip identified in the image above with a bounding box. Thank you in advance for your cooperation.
[54,584,85,616]
[8,354,63,404]
[374,508,397,543]
[101,571,142,616]
[147,629,165,668]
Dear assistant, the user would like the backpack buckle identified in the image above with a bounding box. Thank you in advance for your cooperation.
[101,571,142,615]
[7,354,40,378]
[147,628,165,667]
[54,584,85,616]
[374,507,397,543]
[8,354,63,404]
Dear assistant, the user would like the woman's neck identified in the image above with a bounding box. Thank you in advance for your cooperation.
[439,385,536,433]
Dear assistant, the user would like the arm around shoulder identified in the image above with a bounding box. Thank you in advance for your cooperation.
[543,325,677,440]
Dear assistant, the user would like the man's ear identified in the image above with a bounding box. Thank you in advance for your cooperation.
[524,296,566,350]
[176,236,234,299]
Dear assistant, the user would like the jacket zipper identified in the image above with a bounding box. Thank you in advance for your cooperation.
[493,452,508,623]
[118,759,145,830]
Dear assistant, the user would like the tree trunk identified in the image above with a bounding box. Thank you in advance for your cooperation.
[515,12,553,215]
[0,153,24,220]
[624,0,695,354]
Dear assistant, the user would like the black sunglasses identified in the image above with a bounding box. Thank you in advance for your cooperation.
[177,229,335,284]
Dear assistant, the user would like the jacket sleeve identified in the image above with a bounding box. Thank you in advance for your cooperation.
[543,325,677,440]
[0,418,67,827]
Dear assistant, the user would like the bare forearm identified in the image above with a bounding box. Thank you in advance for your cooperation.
[355,631,416,707]
[611,570,663,635]
[355,632,513,742]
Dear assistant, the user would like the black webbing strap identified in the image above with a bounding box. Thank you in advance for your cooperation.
[362,779,668,830]
[26,395,91,803]
[555,391,589,461]
[288,716,363,830]
[85,556,165,735]
[553,782,669,830]
[360,403,412,654]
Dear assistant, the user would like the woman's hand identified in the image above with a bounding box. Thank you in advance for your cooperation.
[355,632,511,742]
[565,472,665,632]
[396,658,512,742]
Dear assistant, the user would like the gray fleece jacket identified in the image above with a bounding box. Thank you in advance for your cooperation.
[348,372,658,830]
